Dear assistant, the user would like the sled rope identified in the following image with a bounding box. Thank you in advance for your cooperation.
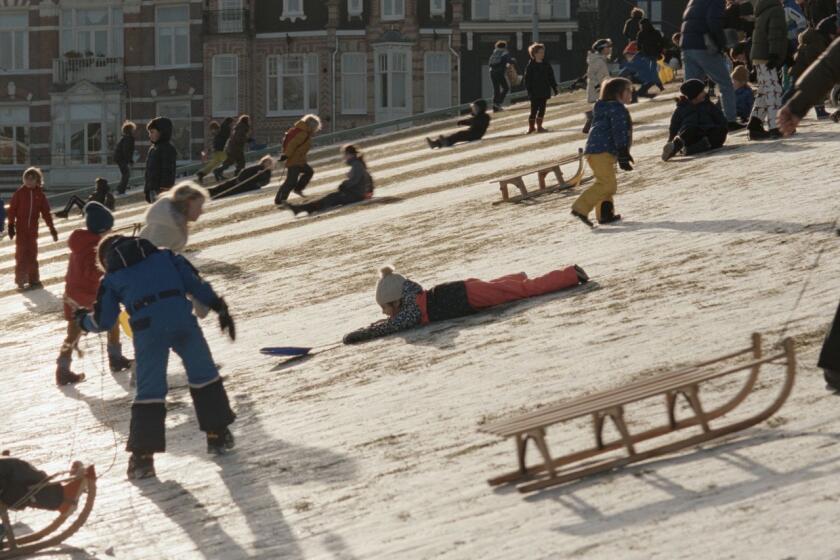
[92,333,121,478]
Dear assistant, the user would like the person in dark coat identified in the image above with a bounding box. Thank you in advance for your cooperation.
[144,117,177,204]
[661,79,728,161]
[488,40,515,112]
[283,145,373,215]
[620,42,660,97]
[77,235,237,479]
[523,43,559,133]
[55,177,116,218]
[208,156,276,200]
[788,17,837,117]
[1,456,91,513]
[747,0,788,139]
[213,114,251,180]
[803,0,836,26]
[819,301,840,390]
[779,36,840,133]
[635,19,666,91]
[623,8,645,46]
[113,120,136,195]
[426,99,491,148]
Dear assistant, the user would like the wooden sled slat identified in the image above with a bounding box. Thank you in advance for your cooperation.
[490,148,587,205]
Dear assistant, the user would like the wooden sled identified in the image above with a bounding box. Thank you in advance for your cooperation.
[491,148,586,205]
[0,464,97,558]
[480,333,795,493]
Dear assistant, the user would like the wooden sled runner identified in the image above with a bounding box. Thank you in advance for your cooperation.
[480,333,795,493]
[491,148,586,205]
[0,464,97,558]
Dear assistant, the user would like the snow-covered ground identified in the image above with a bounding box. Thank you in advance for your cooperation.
[3,87,840,560]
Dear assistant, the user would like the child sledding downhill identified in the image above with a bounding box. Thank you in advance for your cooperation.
[583,39,613,134]
[76,235,237,479]
[523,43,559,134]
[572,77,634,228]
[7,167,58,291]
[208,155,276,200]
[275,114,321,205]
[283,144,373,215]
[55,202,132,386]
[661,79,729,161]
[55,177,115,219]
[343,265,589,344]
[426,99,490,149]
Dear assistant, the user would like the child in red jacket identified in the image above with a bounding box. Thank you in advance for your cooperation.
[7,167,57,290]
[55,202,131,385]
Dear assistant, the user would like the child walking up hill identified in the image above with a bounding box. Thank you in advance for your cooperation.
[523,43,559,133]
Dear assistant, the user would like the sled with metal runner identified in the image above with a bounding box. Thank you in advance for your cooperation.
[491,148,587,205]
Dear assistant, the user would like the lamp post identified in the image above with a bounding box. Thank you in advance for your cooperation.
[531,0,539,43]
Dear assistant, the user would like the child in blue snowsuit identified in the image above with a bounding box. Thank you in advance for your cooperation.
[77,235,236,480]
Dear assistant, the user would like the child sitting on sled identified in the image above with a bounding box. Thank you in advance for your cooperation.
[283,144,373,216]
[661,79,728,162]
[0,455,91,514]
[343,264,589,344]
[76,235,237,479]
[426,99,491,149]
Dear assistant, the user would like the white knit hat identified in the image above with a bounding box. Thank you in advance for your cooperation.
[375,265,406,306]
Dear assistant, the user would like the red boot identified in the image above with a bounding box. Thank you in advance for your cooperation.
[526,118,536,134]
[56,362,85,386]
[536,118,548,133]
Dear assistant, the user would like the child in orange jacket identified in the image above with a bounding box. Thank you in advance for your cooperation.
[7,167,57,290]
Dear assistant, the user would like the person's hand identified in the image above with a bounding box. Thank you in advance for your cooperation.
[7,224,14,240]
[777,105,801,136]
[618,147,634,171]
[50,227,58,242]
[212,297,236,341]
[73,307,90,330]
[765,54,780,70]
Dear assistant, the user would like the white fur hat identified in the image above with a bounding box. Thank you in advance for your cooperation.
[375,265,406,306]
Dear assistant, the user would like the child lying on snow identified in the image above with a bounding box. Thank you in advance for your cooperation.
[343,265,589,344]
[0,456,89,514]
[208,155,276,200]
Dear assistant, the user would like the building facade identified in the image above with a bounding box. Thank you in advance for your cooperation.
[0,0,205,190]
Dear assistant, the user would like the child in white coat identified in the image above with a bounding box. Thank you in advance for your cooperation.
[583,39,613,134]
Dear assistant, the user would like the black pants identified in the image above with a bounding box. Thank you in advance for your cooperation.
[292,191,363,214]
[117,162,131,194]
[490,69,509,107]
[819,300,840,372]
[59,196,86,216]
[442,130,481,147]
[678,126,728,151]
[529,97,548,120]
[275,164,314,204]
[208,175,262,200]
[0,458,63,511]
[215,151,245,177]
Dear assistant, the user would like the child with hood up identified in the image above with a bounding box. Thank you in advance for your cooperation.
[661,79,728,161]
[426,99,491,148]
[571,78,634,228]
[144,117,177,203]
[7,167,57,290]
[213,114,251,180]
[343,264,589,344]
[275,114,321,204]
[523,42,559,133]
[55,201,131,386]
[283,144,373,215]
[584,39,613,134]
[55,177,115,218]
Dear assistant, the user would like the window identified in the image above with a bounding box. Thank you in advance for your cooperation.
[212,55,238,116]
[60,8,123,58]
[267,54,319,115]
[472,0,489,19]
[282,0,305,19]
[382,0,404,20]
[157,101,192,161]
[376,50,409,109]
[52,102,120,165]
[636,1,662,24]
[430,0,445,16]
[0,13,27,71]
[341,53,367,114]
[219,0,244,32]
[0,106,29,165]
[348,0,363,17]
[156,5,190,67]
[509,0,533,17]
[424,52,450,110]
[551,0,570,19]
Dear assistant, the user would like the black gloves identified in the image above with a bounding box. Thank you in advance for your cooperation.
[7,224,14,240]
[50,226,58,242]
[211,297,236,341]
[73,308,90,331]
[765,54,780,71]
[618,147,634,171]
[279,154,288,161]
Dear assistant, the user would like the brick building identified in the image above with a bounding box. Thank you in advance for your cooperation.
[0,0,205,191]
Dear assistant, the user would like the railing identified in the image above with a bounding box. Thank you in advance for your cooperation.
[469,0,571,21]
[204,9,251,34]
[52,56,124,85]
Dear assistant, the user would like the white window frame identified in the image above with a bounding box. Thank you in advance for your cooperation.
[348,0,363,17]
[212,54,238,116]
[0,106,30,166]
[266,54,319,117]
[0,13,28,72]
[156,100,192,163]
[471,0,489,19]
[381,0,405,21]
[219,0,244,32]
[60,7,123,58]
[430,0,446,16]
[282,0,306,21]
[551,0,570,19]
[374,47,412,118]
[508,0,533,18]
[424,52,451,111]
[341,53,367,115]
[156,4,190,68]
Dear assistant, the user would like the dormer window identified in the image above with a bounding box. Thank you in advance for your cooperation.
[348,0,363,17]
[430,0,445,16]
[281,0,306,22]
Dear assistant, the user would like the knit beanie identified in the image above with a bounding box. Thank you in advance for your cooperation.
[592,38,612,53]
[84,201,114,234]
[680,79,706,100]
[375,265,406,306]
[731,65,749,84]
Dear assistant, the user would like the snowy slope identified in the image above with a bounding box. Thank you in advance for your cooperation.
[3,88,840,560]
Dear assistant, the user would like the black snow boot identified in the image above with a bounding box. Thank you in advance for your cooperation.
[581,111,593,134]
[195,171,205,185]
[684,136,712,156]
[824,369,840,392]
[55,209,70,219]
[109,355,133,373]
[598,201,622,224]
[127,453,155,480]
[661,137,684,161]
[637,84,656,98]
[425,137,439,149]
[574,265,589,284]
[206,428,235,455]
[768,128,783,139]
[748,117,771,140]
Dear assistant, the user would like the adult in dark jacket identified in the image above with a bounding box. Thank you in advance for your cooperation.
[55,177,116,218]
[426,99,491,148]
[680,0,743,128]
[113,121,136,194]
[144,117,177,204]
[488,40,515,112]
[623,8,645,45]
[523,43,559,133]
[208,156,276,200]
[803,0,836,26]
[213,114,250,180]
[637,18,665,60]
[747,0,788,139]
[779,36,840,130]
[283,145,373,215]
[661,79,728,161]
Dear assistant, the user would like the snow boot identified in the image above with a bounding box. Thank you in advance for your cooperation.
[768,128,783,139]
[684,136,712,155]
[195,171,205,185]
[526,119,536,134]
[108,342,132,373]
[581,111,593,134]
[213,168,224,182]
[574,264,589,284]
[816,105,831,120]
[631,89,639,104]
[824,369,840,392]
[727,120,747,132]
[598,201,622,224]
[56,362,85,386]
[637,84,656,98]
[127,453,155,480]
[661,137,684,161]
[425,137,440,149]
[571,210,595,228]
[747,117,771,140]
[832,110,840,123]
[493,104,504,112]
[206,428,235,455]
[55,209,70,219]
[536,118,548,133]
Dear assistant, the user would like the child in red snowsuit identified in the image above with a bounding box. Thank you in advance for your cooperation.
[55,201,131,386]
[343,265,589,343]
[7,167,57,290]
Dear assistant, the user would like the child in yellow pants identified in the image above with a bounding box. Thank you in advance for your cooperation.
[572,77,635,228]
[196,119,232,184]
